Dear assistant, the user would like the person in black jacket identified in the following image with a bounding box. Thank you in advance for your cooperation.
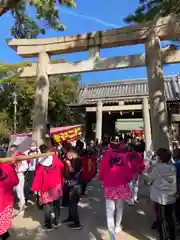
[61,141,71,207]
[62,146,82,230]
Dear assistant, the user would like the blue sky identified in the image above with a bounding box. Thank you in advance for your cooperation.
[0,0,179,83]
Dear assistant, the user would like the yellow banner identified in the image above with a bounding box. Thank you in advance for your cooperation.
[53,127,81,143]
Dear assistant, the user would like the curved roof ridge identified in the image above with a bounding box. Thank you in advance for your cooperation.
[85,78,147,87]
[79,75,179,89]
[76,75,180,104]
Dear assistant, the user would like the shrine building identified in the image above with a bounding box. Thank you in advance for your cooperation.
[73,76,180,148]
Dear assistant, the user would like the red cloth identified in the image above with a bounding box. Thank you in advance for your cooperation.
[99,150,133,200]
[99,149,133,187]
[16,152,30,164]
[0,163,19,235]
[119,143,127,153]
[16,153,24,156]
[32,155,64,204]
[101,146,111,156]
[103,185,132,200]
[81,155,97,183]
[125,152,145,176]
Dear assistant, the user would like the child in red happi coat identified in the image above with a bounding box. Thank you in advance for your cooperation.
[126,143,145,205]
[99,142,133,240]
[32,144,64,232]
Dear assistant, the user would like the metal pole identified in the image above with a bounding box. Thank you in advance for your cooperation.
[13,92,17,134]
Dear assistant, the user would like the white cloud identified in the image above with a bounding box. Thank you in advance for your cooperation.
[61,9,119,28]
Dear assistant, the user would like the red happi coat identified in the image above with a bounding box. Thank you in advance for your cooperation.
[32,155,64,204]
[81,155,97,183]
[0,163,19,235]
[125,152,145,176]
[99,149,133,200]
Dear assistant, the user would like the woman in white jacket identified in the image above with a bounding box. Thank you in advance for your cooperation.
[10,145,28,214]
[24,141,41,202]
[148,148,176,240]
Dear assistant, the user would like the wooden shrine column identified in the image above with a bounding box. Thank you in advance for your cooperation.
[32,52,50,146]
[96,101,103,143]
[145,31,169,151]
[142,97,152,152]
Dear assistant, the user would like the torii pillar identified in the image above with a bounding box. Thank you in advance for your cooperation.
[32,52,50,146]
[96,101,103,143]
[142,97,152,152]
[145,31,169,151]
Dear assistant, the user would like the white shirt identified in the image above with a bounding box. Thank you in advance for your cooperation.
[24,149,40,171]
[16,161,28,175]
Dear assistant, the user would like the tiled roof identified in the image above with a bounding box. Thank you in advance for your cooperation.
[76,76,180,105]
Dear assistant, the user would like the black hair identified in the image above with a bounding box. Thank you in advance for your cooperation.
[119,137,123,142]
[173,148,180,161]
[127,143,135,151]
[62,140,69,148]
[39,144,48,153]
[65,143,74,152]
[110,142,119,151]
[157,148,171,163]
[10,144,18,149]
[79,141,84,150]
[76,140,81,146]
[76,140,84,149]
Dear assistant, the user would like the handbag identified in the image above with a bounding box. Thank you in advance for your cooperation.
[65,169,82,187]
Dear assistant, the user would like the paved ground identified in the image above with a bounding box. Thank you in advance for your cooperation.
[10,176,157,240]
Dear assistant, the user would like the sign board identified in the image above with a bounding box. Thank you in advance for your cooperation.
[9,125,82,153]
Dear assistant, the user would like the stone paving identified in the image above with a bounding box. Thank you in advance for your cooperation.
[10,176,158,240]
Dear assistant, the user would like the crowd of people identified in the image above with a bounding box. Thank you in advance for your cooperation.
[0,138,97,240]
[0,135,179,240]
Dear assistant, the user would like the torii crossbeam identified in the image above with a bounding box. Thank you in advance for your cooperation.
[8,15,180,150]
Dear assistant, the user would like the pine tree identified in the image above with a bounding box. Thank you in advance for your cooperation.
[0,0,76,38]
[124,0,180,48]
[125,0,180,24]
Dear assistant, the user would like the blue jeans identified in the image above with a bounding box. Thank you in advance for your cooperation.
[109,231,115,240]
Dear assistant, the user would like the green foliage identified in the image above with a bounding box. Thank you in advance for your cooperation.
[0,63,83,138]
[0,121,9,139]
[0,0,76,38]
[48,74,82,126]
[125,0,180,24]
[124,0,180,48]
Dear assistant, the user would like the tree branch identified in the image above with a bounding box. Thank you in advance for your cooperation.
[0,6,9,16]
[0,0,19,17]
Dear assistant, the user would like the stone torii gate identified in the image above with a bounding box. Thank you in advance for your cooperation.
[8,15,180,151]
